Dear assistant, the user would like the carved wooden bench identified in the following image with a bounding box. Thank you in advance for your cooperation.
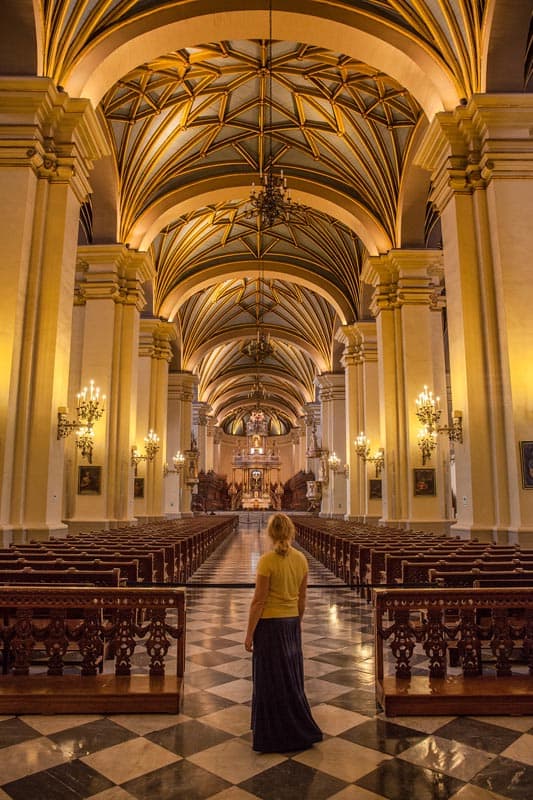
[0,585,185,713]
[374,586,533,716]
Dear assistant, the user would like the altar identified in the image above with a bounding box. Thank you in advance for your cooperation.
[229,410,282,510]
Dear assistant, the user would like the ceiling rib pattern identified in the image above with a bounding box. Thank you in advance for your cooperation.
[42,1,486,99]
[150,201,365,320]
[37,1,488,433]
[101,41,422,246]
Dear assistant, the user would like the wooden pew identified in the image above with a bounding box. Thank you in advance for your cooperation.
[0,585,185,713]
[374,586,533,716]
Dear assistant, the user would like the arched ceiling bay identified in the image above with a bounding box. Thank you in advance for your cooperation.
[96,39,421,429]
[42,3,485,434]
[101,40,422,246]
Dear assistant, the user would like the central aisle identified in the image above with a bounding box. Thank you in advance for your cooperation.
[188,512,344,585]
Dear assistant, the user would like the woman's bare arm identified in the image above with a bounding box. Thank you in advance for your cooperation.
[298,572,308,619]
[245,573,270,651]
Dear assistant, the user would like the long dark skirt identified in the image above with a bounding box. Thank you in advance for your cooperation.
[251,616,322,753]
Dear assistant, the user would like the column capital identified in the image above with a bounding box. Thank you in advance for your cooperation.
[316,372,345,402]
[0,77,109,202]
[363,250,444,315]
[139,319,177,362]
[75,245,154,310]
[168,371,198,402]
[415,94,533,212]
[302,402,320,428]
[194,401,213,427]
[339,321,378,366]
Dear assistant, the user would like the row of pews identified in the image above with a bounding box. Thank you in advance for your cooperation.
[0,515,238,587]
[294,516,533,595]
[294,517,533,716]
[0,515,238,713]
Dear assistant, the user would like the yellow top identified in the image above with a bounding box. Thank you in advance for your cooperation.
[256,546,308,618]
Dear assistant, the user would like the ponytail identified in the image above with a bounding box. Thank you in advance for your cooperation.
[267,513,295,557]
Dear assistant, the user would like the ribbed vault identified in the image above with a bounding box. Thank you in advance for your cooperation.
[29,2,499,433]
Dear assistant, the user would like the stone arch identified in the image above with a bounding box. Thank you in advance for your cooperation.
[131,177,390,258]
[187,328,329,375]
[483,0,533,92]
[64,4,459,119]
[0,0,41,75]
[396,117,433,248]
[160,262,354,326]
[89,155,121,243]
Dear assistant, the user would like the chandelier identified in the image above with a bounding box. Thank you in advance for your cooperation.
[248,376,269,407]
[246,0,296,228]
[241,329,274,362]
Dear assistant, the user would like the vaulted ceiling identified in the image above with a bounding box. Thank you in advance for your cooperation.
[30,0,515,432]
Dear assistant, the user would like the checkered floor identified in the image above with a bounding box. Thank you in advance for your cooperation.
[0,515,532,800]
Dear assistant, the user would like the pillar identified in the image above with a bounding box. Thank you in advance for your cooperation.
[195,402,212,473]
[65,246,153,531]
[416,95,533,542]
[339,322,381,522]
[167,372,198,516]
[317,373,346,517]
[134,320,175,521]
[364,250,451,533]
[0,78,108,542]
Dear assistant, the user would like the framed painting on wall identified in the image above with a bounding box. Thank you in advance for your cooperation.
[520,441,533,488]
[134,477,145,498]
[413,468,436,496]
[78,466,102,495]
[369,479,382,500]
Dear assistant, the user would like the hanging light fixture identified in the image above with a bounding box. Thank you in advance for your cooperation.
[246,0,297,229]
[241,268,274,363]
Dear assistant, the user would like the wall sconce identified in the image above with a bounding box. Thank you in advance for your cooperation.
[163,450,185,476]
[415,385,463,464]
[354,432,385,477]
[131,429,160,475]
[57,379,106,463]
[328,452,349,477]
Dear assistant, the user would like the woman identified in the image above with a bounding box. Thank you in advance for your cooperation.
[245,512,322,753]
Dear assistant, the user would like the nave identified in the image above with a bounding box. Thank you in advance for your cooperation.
[0,519,532,800]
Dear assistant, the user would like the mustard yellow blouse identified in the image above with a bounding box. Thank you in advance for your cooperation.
[256,546,308,618]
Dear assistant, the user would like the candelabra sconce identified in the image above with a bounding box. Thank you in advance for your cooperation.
[415,386,463,464]
[131,430,160,475]
[57,379,106,463]
[328,452,349,477]
[163,450,186,477]
[354,432,385,477]
[75,425,95,463]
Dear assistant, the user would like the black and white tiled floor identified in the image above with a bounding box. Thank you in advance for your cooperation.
[1,513,533,799]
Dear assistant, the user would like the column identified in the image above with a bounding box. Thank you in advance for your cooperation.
[167,372,198,516]
[195,402,212,473]
[317,373,346,517]
[364,250,451,532]
[135,320,175,521]
[416,95,533,542]
[0,78,108,542]
[65,246,153,530]
[302,402,324,512]
[339,322,381,522]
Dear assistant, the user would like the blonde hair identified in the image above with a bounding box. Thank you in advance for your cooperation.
[267,513,295,556]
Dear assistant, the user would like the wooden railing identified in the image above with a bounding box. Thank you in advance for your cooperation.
[0,585,185,714]
[374,587,533,716]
